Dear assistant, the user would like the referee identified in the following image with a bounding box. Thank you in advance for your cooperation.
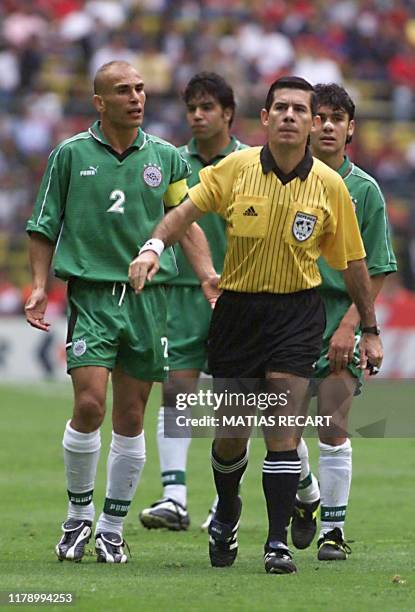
[130,76,383,575]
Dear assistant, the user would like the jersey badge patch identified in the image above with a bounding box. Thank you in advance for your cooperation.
[73,339,87,357]
[292,211,317,242]
[143,164,163,187]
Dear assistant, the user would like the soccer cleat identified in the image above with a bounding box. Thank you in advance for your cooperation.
[200,498,218,531]
[291,498,319,549]
[317,527,351,561]
[55,519,92,562]
[208,497,241,567]
[264,542,297,574]
[95,532,128,563]
[139,498,190,531]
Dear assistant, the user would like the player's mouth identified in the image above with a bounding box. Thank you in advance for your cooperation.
[320,136,336,144]
[128,108,142,117]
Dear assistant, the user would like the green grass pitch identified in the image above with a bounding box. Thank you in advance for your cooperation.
[0,381,414,611]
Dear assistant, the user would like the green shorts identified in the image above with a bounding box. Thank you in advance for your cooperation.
[167,285,212,371]
[314,292,363,391]
[66,279,168,381]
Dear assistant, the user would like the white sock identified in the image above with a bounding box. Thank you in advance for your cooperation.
[95,431,146,537]
[63,420,101,522]
[318,439,352,537]
[296,438,320,504]
[157,406,191,507]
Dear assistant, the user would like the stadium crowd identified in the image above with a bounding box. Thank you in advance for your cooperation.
[1,0,415,314]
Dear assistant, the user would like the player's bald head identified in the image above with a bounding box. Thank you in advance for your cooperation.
[93,61,141,95]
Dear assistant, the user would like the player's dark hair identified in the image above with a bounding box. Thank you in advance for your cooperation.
[315,83,355,144]
[265,76,317,115]
[183,72,236,127]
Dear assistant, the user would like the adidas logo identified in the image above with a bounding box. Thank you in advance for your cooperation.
[80,165,99,176]
[243,206,258,216]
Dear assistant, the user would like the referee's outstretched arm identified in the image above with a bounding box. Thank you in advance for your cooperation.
[129,198,212,292]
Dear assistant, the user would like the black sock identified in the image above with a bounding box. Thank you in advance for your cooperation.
[211,445,248,523]
[262,449,301,546]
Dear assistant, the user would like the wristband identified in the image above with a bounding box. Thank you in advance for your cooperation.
[361,325,380,335]
[139,239,165,257]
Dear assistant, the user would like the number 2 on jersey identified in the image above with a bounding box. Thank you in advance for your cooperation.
[107,190,125,214]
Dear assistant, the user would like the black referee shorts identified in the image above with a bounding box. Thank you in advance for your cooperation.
[207,288,326,379]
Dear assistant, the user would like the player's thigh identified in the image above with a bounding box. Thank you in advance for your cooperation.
[66,280,120,373]
[117,285,169,382]
[71,365,110,431]
[167,285,212,372]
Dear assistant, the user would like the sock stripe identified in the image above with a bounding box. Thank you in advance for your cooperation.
[263,460,301,467]
[211,453,248,474]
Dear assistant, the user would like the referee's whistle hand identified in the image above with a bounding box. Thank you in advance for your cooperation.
[128,252,160,293]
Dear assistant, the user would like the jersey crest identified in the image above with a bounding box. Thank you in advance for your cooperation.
[292,211,317,242]
[143,164,163,187]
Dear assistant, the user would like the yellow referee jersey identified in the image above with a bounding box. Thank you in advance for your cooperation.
[188,146,366,294]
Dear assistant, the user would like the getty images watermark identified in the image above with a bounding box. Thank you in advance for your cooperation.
[164,387,332,438]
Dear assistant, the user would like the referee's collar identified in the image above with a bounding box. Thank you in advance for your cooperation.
[260,144,313,184]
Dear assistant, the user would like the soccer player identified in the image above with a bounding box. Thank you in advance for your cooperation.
[139,73,247,531]
[24,61,214,564]
[290,83,397,560]
[130,76,383,574]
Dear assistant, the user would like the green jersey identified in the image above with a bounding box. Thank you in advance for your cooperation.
[318,155,397,294]
[170,136,248,286]
[27,121,190,284]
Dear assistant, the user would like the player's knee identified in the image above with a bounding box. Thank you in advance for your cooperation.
[318,434,348,446]
[214,437,248,460]
[74,391,106,430]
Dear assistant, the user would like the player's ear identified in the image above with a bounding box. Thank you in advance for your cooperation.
[93,94,105,113]
[347,119,355,142]
[260,108,269,127]
[223,107,233,125]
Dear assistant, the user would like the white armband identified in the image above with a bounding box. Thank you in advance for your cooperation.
[139,239,165,257]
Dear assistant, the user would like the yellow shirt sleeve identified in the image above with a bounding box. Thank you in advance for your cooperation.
[188,152,241,217]
[163,178,188,208]
[319,178,366,270]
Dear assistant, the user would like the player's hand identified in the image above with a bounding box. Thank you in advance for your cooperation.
[358,333,383,371]
[128,251,160,293]
[25,288,50,331]
[201,274,221,308]
[328,324,355,373]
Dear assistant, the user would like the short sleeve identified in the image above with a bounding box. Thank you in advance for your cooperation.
[26,145,70,243]
[188,153,240,217]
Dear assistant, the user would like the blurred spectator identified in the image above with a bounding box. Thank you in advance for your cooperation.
[293,36,343,84]
[89,31,136,78]
[0,268,21,315]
